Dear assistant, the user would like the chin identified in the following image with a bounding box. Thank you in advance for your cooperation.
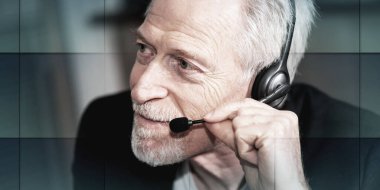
[131,117,187,167]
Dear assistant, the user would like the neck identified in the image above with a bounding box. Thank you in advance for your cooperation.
[189,143,244,190]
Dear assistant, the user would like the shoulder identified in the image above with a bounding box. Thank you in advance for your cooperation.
[287,84,380,189]
[286,83,380,138]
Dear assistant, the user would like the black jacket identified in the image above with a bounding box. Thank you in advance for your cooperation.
[73,84,380,190]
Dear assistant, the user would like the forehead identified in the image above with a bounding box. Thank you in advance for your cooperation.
[144,0,243,44]
[149,0,242,23]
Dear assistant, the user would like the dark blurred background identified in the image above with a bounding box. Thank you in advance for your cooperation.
[0,0,379,189]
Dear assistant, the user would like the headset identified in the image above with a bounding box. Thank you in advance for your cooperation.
[251,0,296,109]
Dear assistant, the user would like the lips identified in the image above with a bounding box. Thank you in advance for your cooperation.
[132,102,182,122]
[134,114,173,131]
[137,113,169,123]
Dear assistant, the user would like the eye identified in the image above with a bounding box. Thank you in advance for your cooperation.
[136,42,155,64]
[136,43,154,55]
[178,59,190,70]
[137,43,145,52]
[172,57,201,75]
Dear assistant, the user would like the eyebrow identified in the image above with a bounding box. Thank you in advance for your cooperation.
[173,49,197,61]
[173,48,212,70]
[135,29,151,45]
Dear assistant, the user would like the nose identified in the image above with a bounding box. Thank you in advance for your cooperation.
[130,63,169,104]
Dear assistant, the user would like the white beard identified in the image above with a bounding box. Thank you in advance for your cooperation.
[131,103,187,167]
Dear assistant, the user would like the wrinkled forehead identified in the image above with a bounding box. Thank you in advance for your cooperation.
[146,0,243,37]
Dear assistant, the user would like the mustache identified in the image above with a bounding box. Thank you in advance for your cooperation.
[132,102,183,122]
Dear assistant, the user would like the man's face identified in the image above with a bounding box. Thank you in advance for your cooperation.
[130,0,250,166]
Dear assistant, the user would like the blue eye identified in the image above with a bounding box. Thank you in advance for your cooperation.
[135,42,155,64]
[137,43,145,52]
[178,59,190,69]
[172,57,202,74]
[136,43,153,55]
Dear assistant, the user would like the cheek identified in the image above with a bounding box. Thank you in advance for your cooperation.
[173,76,243,119]
[198,75,248,112]
[203,79,227,107]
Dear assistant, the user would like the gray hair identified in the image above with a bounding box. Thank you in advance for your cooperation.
[145,0,315,82]
[237,0,316,82]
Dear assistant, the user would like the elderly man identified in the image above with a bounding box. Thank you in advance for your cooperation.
[73,0,380,189]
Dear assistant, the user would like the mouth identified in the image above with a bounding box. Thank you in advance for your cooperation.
[135,113,170,124]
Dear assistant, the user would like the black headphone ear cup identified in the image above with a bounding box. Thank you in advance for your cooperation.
[251,66,269,100]
[266,72,289,108]
[251,61,290,108]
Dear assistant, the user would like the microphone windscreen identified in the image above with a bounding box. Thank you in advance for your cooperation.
[169,117,190,133]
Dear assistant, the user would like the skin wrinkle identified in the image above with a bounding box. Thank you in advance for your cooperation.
[175,21,217,64]
[202,65,249,118]
[143,23,214,76]
[201,83,219,111]
[171,88,201,119]
[146,12,215,66]
[202,76,226,109]
[177,77,226,121]
[166,34,208,63]
[166,60,200,84]
[164,72,222,122]
[136,26,159,52]
[205,83,224,106]
[187,19,225,61]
